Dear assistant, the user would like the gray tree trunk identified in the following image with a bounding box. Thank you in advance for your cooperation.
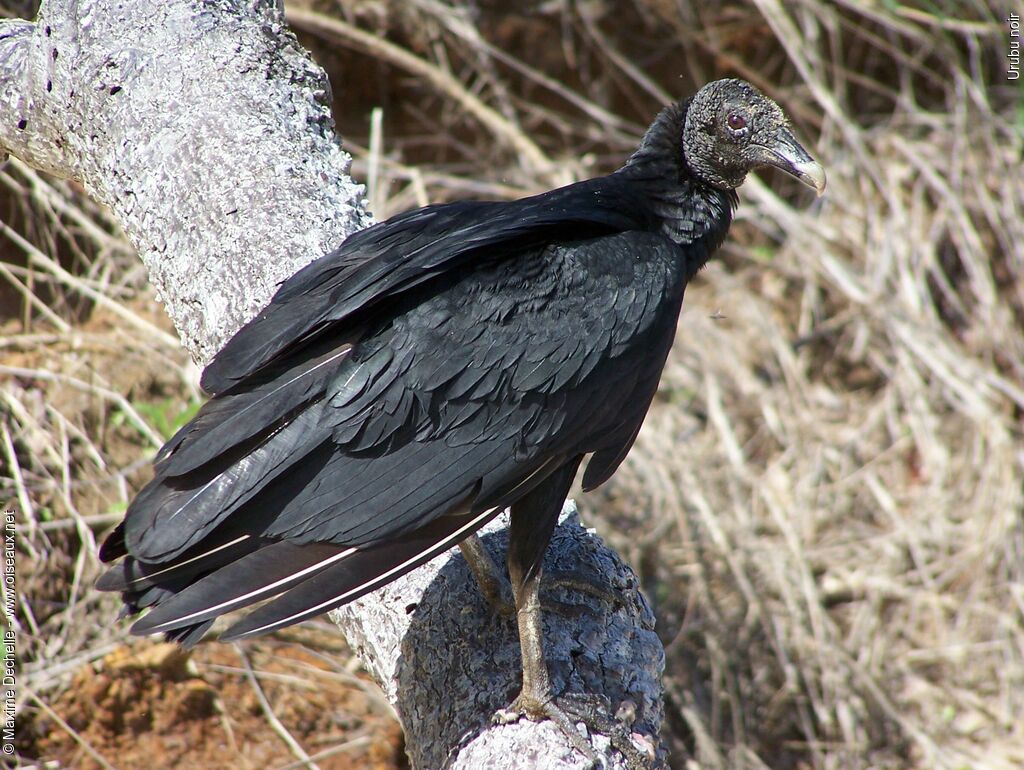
[0,2,665,767]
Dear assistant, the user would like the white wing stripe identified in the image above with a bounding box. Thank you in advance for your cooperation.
[235,506,502,637]
[144,544,359,631]
[121,535,252,588]
[228,345,352,422]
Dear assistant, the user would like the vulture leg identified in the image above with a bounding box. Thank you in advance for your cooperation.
[500,458,648,768]
[501,460,599,757]
[460,531,620,621]
[459,534,514,616]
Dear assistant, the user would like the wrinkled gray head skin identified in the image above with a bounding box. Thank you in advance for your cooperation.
[683,78,826,195]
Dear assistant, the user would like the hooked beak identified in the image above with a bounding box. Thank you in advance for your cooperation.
[753,127,826,197]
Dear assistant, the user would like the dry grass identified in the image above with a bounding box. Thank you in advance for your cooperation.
[4,0,1022,768]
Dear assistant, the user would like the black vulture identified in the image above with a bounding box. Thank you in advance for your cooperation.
[98,78,824,757]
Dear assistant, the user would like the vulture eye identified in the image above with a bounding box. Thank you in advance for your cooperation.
[727,113,747,131]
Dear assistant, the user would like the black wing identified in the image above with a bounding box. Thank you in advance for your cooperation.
[100,207,685,643]
[200,176,657,394]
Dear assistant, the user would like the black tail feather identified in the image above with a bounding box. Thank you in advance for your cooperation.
[221,506,502,640]
[97,533,258,593]
[99,522,127,563]
[105,505,502,647]
[166,620,215,649]
[129,541,355,636]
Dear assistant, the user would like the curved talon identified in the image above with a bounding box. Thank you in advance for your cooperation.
[495,691,653,769]
[497,692,600,767]
[554,694,652,769]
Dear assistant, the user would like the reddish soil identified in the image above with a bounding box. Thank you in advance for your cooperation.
[18,638,406,770]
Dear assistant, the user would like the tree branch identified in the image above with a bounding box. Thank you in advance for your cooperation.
[2,2,666,766]
[0,0,371,361]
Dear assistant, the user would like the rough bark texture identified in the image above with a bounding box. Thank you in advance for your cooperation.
[1,1,666,766]
[333,503,665,769]
[0,0,371,361]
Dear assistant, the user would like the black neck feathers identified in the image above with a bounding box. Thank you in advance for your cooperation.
[618,99,737,279]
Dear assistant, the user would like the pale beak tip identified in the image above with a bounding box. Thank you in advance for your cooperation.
[794,160,827,197]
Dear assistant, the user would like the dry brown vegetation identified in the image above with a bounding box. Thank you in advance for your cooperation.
[4,0,1022,768]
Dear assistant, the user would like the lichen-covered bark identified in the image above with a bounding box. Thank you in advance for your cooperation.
[0,0,371,361]
[0,1,666,766]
